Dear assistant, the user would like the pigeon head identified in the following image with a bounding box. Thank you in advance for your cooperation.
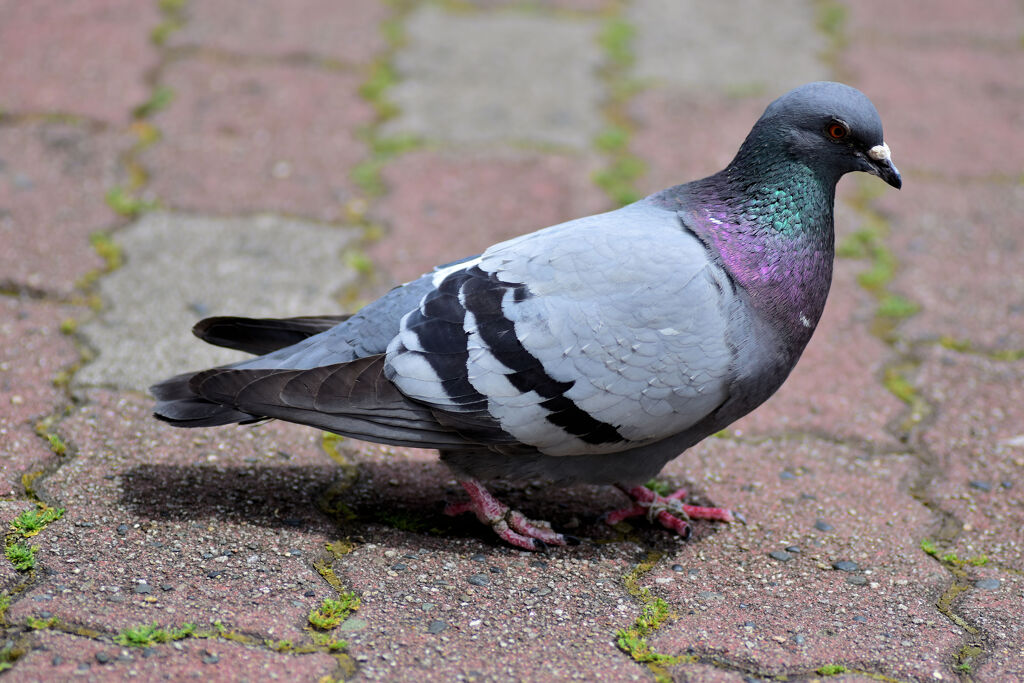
[737,81,901,190]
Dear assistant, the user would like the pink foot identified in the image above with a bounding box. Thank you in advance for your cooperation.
[605,485,739,539]
[445,479,575,551]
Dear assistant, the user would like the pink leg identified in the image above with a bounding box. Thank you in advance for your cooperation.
[444,478,572,551]
[605,485,738,538]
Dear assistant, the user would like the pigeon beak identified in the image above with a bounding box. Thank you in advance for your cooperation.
[866,142,902,189]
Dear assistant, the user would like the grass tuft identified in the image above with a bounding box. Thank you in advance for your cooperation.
[11,506,65,537]
[6,543,38,571]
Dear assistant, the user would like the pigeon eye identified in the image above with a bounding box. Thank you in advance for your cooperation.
[826,121,850,140]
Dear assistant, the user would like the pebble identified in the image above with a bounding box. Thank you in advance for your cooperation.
[116,524,128,536]
[853,615,868,623]
[95,652,111,665]
[427,620,448,634]
[846,575,868,586]
[489,566,502,574]
[161,584,174,592]
[671,564,684,572]
[778,471,796,481]
[814,519,834,532]
[471,554,486,563]
[392,563,407,571]
[530,560,547,569]
[202,651,220,664]
[207,570,224,579]
[832,561,859,572]
[468,574,490,586]
[768,550,792,562]
[968,480,992,492]
[785,546,801,554]
[792,634,805,645]
[134,584,152,594]
[974,578,1000,590]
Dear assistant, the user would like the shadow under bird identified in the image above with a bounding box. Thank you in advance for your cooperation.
[152,81,901,550]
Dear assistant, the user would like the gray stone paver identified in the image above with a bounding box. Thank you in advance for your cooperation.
[628,0,829,93]
[75,213,360,391]
[383,6,604,149]
[1,0,1023,680]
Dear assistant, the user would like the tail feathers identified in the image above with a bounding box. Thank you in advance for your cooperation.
[151,372,258,427]
[192,315,351,356]
[153,355,503,450]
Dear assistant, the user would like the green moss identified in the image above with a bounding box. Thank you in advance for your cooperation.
[134,86,175,119]
[835,229,874,259]
[593,156,646,207]
[11,505,65,538]
[310,630,348,652]
[59,318,77,335]
[371,134,421,157]
[920,538,938,556]
[969,554,988,566]
[598,19,635,68]
[938,336,972,352]
[104,187,157,218]
[359,62,400,120]
[46,433,67,456]
[643,479,675,497]
[816,1,847,38]
[616,598,685,676]
[877,293,919,319]
[595,125,629,153]
[883,366,917,405]
[26,615,59,630]
[6,542,38,571]
[351,159,386,196]
[309,592,361,630]
[856,249,895,291]
[265,638,294,652]
[152,0,186,45]
[817,664,848,676]
[343,248,375,277]
[114,622,195,647]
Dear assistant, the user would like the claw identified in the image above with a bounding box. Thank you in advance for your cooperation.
[445,478,570,551]
[606,485,737,537]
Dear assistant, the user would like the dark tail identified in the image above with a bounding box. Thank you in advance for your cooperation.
[192,314,350,355]
[152,314,348,427]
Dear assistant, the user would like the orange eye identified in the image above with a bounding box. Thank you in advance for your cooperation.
[827,121,849,140]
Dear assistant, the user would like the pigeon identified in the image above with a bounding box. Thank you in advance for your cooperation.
[152,81,901,550]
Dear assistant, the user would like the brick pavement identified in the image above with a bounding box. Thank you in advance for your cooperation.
[1,1,1022,680]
